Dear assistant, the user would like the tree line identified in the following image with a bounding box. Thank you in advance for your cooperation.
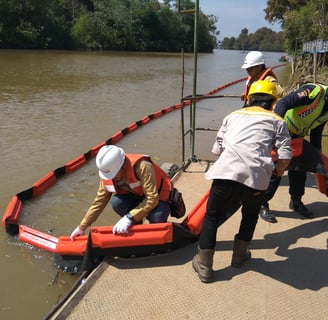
[0,0,218,52]
[265,0,328,54]
[221,0,328,54]
[220,27,285,52]
[1,0,326,54]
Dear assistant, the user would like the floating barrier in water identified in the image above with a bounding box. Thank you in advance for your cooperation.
[2,78,247,272]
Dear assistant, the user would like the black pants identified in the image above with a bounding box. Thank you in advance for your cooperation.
[199,179,265,250]
[264,139,324,205]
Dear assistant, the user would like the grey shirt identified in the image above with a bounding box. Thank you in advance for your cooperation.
[206,106,292,190]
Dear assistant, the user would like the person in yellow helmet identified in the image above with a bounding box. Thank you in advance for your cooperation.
[192,80,292,283]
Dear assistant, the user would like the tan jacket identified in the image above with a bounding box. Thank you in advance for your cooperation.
[79,159,160,230]
[207,106,292,190]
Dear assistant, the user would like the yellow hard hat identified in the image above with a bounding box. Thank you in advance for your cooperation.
[248,80,277,101]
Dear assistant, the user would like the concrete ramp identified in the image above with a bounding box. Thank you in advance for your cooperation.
[50,163,328,320]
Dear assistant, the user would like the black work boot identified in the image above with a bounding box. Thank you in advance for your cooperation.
[231,235,251,268]
[192,246,214,283]
[289,198,314,218]
[259,205,277,223]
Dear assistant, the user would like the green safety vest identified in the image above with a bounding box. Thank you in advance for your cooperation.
[284,84,328,136]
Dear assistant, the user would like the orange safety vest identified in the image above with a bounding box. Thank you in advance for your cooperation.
[102,154,172,202]
[242,68,278,103]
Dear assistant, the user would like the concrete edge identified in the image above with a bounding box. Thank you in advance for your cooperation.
[49,261,110,320]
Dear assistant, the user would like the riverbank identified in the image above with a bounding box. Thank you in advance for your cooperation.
[285,59,328,92]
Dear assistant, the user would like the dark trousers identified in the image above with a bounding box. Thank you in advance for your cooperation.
[110,194,170,223]
[264,139,324,205]
[199,179,265,250]
[264,171,307,205]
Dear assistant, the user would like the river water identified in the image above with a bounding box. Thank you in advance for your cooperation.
[0,49,287,319]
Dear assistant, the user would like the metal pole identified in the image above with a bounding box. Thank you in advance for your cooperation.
[190,0,199,161]
[181,49,186,164]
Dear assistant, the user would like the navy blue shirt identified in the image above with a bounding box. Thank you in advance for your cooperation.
[274,84,327,150]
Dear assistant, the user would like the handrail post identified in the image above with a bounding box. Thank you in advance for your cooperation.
[190,0,199,161]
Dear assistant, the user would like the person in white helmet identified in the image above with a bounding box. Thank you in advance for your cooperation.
[70,145,173,239]
[241,51,285,105]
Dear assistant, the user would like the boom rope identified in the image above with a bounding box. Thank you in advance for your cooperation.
[1,78,247,233]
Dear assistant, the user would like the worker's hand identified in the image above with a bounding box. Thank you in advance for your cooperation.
[273,159,290,176]
[70,226,85,241]
[113,215,133,234]
[273,166,284,176]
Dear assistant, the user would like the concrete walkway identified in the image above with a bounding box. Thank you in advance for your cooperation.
[49,162,328,320]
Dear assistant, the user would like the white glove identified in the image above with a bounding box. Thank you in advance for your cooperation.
[70,226,85,241]
[113,215,133,234]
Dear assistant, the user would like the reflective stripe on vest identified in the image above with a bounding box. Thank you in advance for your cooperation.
[284,84,328,136]
[102,154,172,202]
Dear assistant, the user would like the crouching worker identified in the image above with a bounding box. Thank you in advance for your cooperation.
[192,80,292,283]
[70,145,172,240]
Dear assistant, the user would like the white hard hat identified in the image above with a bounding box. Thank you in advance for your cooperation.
[241,51,265,69]
[96,145,125,180]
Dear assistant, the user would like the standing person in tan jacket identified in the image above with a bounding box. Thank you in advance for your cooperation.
[192,80,292,283]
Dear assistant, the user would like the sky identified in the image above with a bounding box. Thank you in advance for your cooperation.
[199,0,282,40]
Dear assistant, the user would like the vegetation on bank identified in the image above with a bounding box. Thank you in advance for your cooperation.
[286,59,328,93]
[221,0,328,53]
[264,0,328,55]
[220,28,284,52]
[0,0,217,52]
[1,0,327,55]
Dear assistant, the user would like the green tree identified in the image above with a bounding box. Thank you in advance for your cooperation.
[0,0,89,48]
[221,36,236,49]
[282,0,328,53]
[264,0,308,24]
[0,0,218,51]
[238,28,248,51]
[221,27,284,52]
